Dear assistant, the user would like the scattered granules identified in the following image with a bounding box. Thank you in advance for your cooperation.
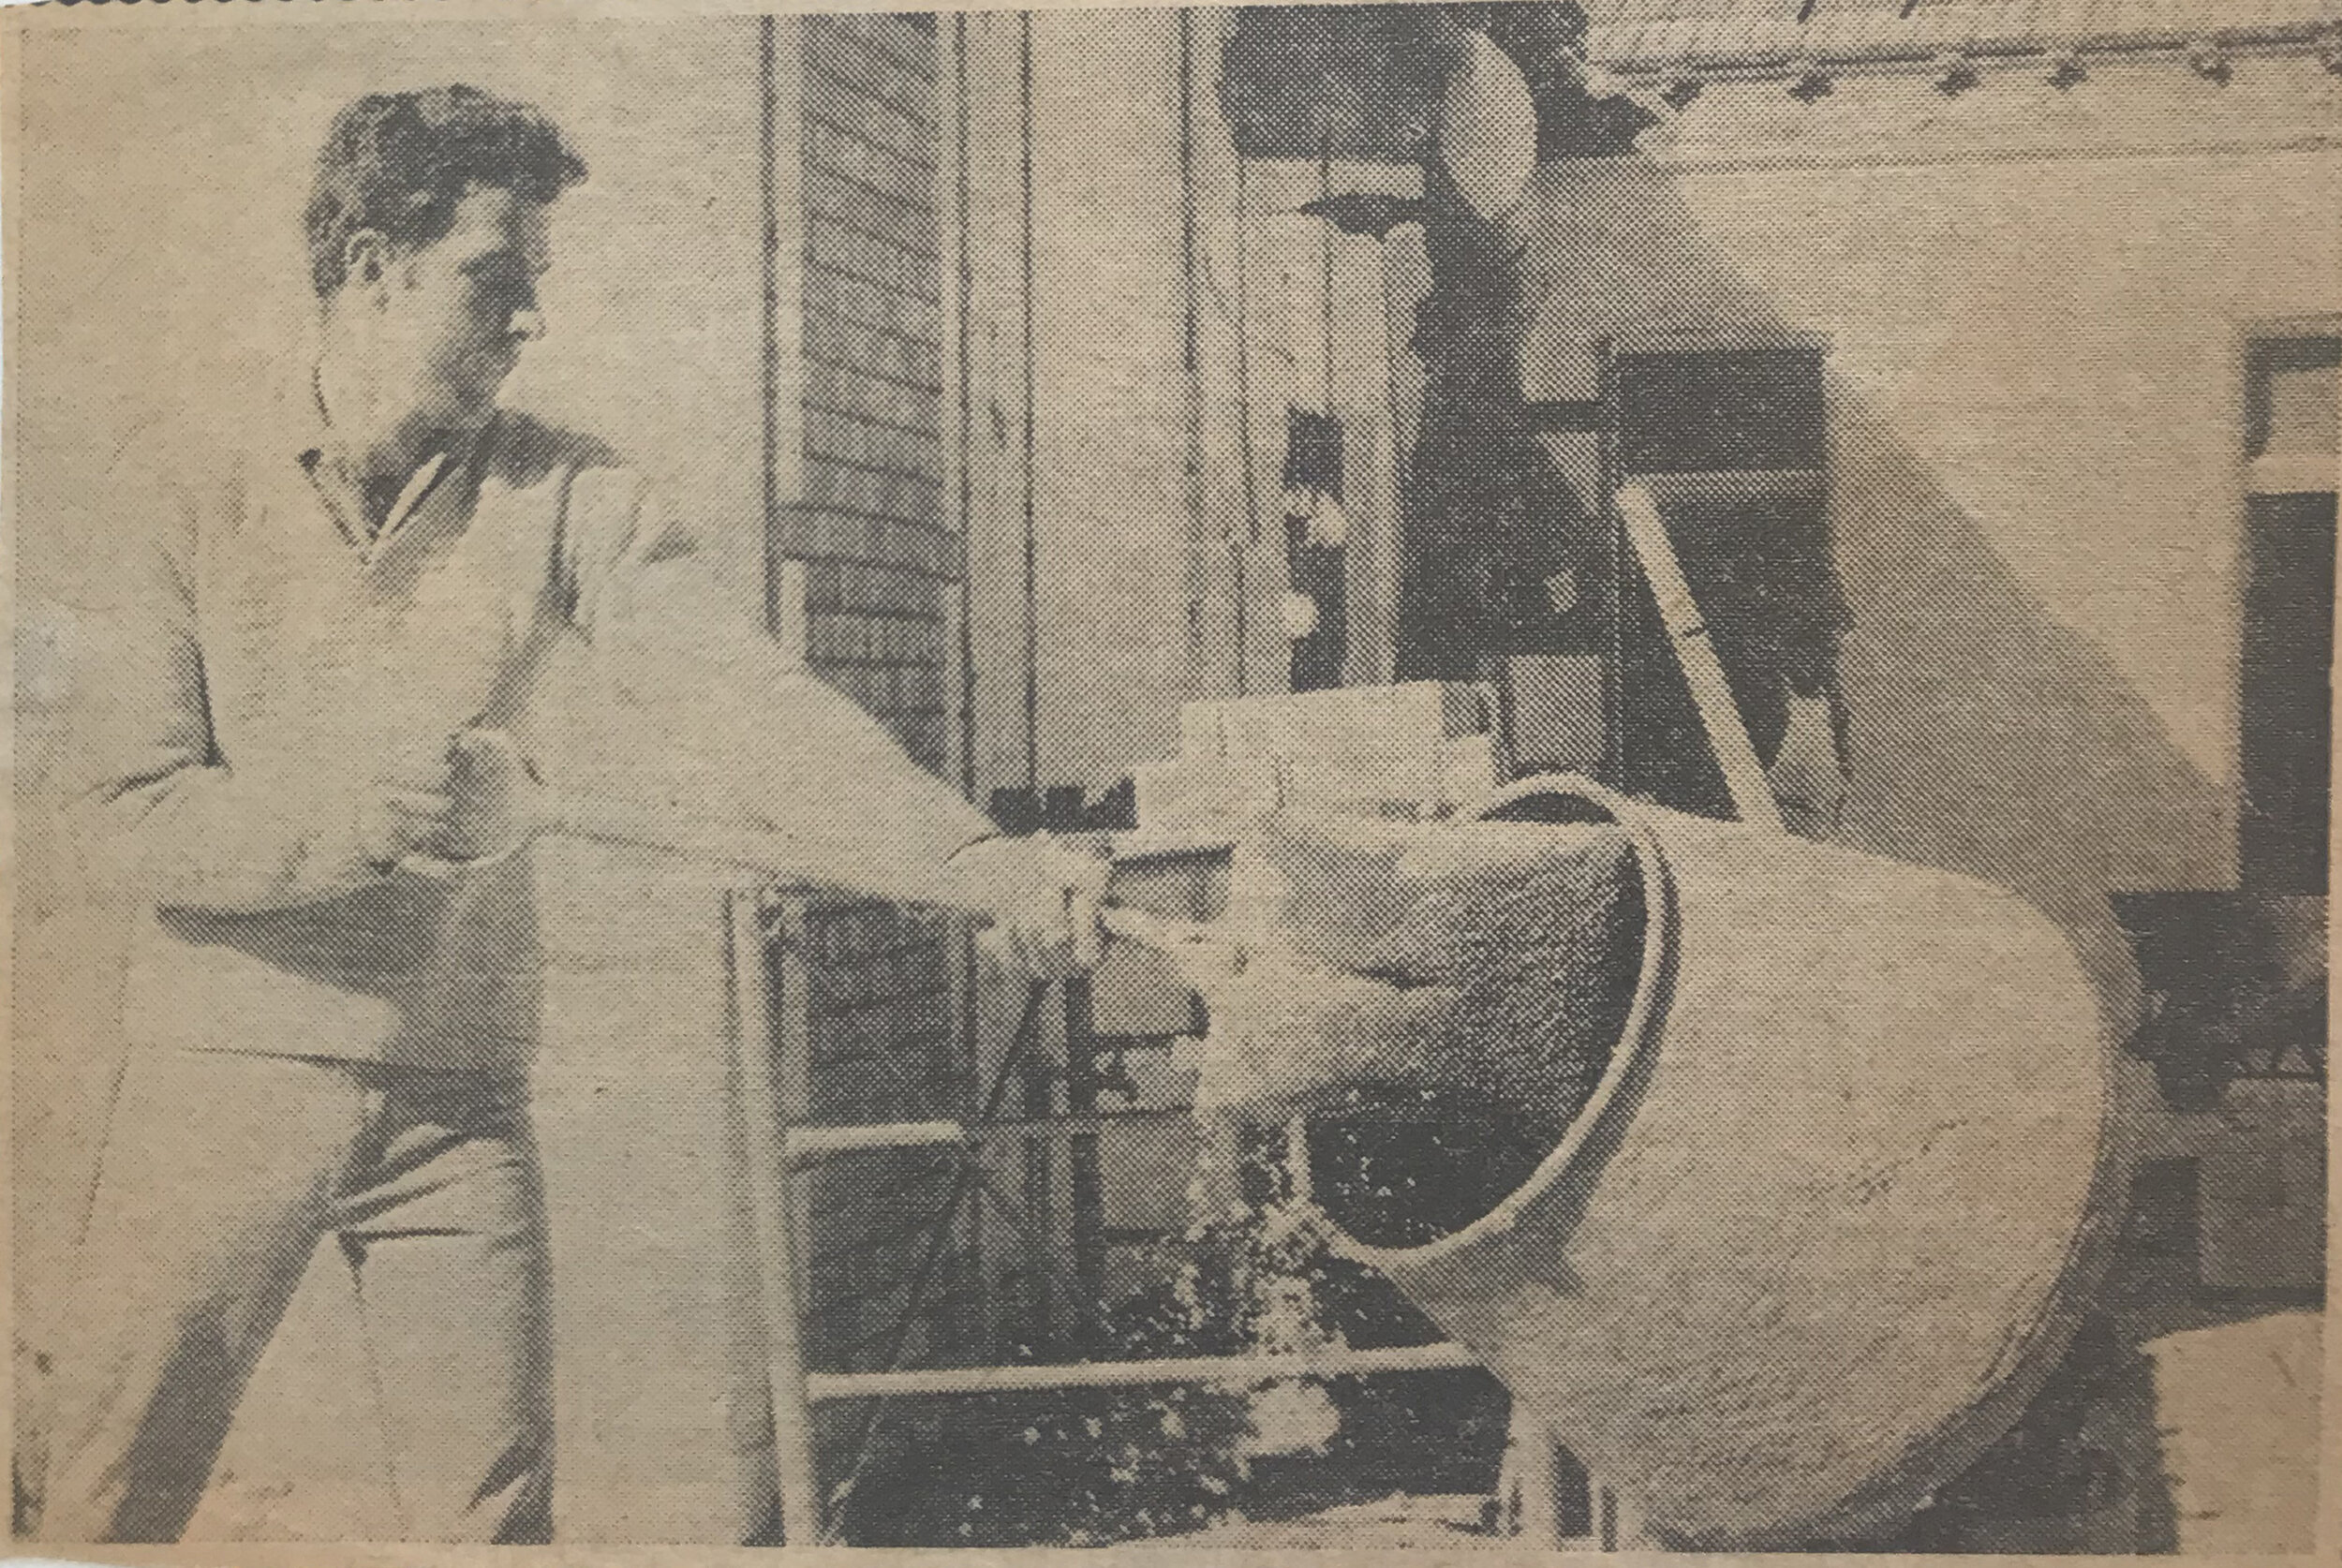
[1183,814,1647,1247]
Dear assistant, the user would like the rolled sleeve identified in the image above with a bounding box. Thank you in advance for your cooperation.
[556,467,996,907]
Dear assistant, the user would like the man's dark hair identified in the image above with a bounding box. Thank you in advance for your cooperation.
[305,84,586,297]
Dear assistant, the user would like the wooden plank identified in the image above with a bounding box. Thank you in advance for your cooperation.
[1614,481,1786,834]
[805,1341,1481,1400]
[1183,6,1251,705]
[738,888,822,1542]
[1626,467,1826,508]
[961,7,1036,797]
[530,850,779,1541]
[1382,225,1431,683]
[766,16,808,640]
[1332,226,1396,687]
[939,12,974,801]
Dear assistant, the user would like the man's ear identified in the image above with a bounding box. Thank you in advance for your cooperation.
[342,229,393,298]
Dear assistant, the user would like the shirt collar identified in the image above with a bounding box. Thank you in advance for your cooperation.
[297,362,497,552]
[298,361,498,476]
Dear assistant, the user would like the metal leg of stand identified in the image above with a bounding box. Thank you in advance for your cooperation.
[1503,1406,1561,1543]
[730,886,822,1542]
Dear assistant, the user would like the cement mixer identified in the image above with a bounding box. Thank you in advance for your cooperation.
[490,647,2124,1547]
[1206,775,2122,1548]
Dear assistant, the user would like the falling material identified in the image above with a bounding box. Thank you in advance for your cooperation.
[1145,815,1646,1247]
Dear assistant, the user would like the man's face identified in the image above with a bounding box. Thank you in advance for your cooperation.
[376,184,552,429]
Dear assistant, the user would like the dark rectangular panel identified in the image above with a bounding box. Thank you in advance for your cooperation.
[1617,348,1826,474]
[2240,492,2335,893]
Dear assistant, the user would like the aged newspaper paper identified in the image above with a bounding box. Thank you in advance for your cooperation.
[5,0,2335,1560]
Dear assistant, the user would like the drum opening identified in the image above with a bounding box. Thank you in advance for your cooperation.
[1303,789,1653,1250]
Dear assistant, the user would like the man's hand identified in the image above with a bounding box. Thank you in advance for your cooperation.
[440,730,531,864]
[355,730,531,876]
[356,773,459,876]
[950,833,1109,981]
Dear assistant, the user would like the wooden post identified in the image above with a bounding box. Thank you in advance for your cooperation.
[1615,481,1786,834]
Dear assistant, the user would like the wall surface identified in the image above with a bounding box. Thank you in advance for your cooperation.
[1515,53,2340,1023]
[1668,144,2335,866]
[959,7,1301,806]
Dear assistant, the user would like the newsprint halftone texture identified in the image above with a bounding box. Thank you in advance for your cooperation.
[6,0,2335,1558]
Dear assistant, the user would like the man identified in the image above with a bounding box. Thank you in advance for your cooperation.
[38,85,1097,1544]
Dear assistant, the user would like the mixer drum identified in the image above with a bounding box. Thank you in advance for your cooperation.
[1307,777,2124,1548]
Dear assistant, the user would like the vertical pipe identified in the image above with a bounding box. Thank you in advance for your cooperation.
[953,12,978,804]
[1018,1012,1055,1355]
[946,17,986,1358]
[1233,153,1256,692]
[1018,12,1040,794]
[1178,7,1208,697]
[1597,336,1623,786]
[759,13,783,636]
[1317,141,1335,415]
[751,33,814,1531]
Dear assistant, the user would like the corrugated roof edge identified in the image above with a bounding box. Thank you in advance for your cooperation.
[1586,11,2342,74]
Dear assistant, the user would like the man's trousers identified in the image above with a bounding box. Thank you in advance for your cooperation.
[36,1046,549,1544]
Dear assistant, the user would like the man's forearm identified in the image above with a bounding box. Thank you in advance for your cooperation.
[84,763,393,915]
[554,610,1004,910]
[558,507,1007,910]
[732,670,1001,909]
